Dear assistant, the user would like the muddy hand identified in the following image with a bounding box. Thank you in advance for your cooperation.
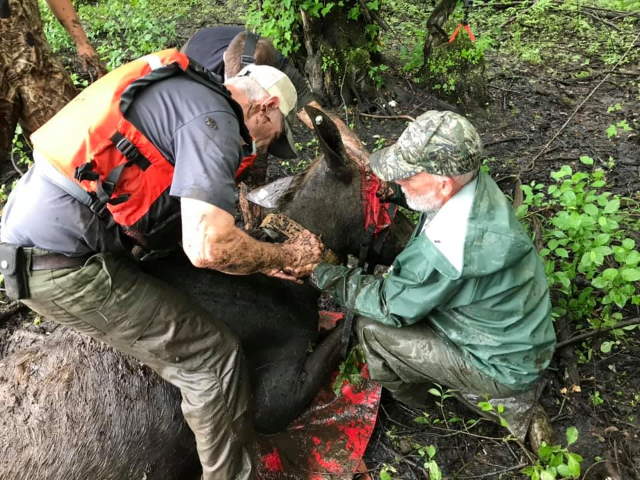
[262,268,303,284]
[281,229,324,278]
[77,44,107,80]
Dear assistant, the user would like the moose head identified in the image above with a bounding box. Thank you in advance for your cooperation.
[249,105,413,266]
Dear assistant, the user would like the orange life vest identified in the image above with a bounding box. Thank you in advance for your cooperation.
[31,49,251,250]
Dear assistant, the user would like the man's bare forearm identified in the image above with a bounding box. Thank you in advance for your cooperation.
[45,0,90,48]
[196,225,289,275]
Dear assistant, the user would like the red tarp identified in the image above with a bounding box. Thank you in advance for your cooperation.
[257,312,381,479]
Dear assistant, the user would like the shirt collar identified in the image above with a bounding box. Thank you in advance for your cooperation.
[421,177,478,273]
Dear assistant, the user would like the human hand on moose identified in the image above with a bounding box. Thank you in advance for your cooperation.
[279,229,324,280]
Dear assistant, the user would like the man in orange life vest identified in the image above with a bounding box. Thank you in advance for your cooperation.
[182,26,371,173]
[0,50,323,479]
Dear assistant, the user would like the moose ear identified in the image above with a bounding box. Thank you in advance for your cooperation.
[304,105,353,184]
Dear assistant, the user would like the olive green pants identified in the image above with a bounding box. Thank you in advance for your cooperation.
[357,317,542,440]
[22,251,255,480]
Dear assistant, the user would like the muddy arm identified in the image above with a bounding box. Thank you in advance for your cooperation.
[44,0,106,77]
[297,100,369,169]
[181,197,322,277]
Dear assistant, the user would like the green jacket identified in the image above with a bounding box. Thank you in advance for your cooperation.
[312,172,556,388]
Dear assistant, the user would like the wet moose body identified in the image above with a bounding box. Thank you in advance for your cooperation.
[0,107,410,479]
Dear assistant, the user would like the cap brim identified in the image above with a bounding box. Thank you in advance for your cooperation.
[268,118,297,159]
[370,145,422,181]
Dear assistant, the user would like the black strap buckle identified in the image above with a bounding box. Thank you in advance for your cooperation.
[88,194,109,218]
[75,162,100,182]
[241,31,259,66]
[115,136,137,158]
[111,132,151,170]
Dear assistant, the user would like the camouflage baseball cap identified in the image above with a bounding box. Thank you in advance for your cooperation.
[369,110,483,181]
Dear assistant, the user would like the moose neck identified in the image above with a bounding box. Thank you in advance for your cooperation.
[279,160,365,259]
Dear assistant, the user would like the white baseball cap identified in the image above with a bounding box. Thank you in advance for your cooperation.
[237,64,298,159]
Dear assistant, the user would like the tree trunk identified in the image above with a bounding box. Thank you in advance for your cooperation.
[422,0,458,63]
[297,2,382,108]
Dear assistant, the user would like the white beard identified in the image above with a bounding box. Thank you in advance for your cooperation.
[402,188,442,215]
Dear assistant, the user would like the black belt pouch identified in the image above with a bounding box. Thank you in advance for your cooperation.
[0,243,30,300]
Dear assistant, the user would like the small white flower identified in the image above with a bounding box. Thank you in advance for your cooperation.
[388,100,398,108]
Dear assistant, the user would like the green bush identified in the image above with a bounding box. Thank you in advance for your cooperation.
[517,159,640,347]
[40,0,189,69]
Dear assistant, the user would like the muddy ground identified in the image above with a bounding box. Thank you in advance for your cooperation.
[326,18,640,480]
[2,1,639,479]
[319,35,640,480]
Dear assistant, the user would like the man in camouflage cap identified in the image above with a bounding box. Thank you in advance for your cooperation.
[370,110,482,180]
[312,110,556,448]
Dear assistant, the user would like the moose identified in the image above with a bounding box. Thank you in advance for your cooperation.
[0,106,413,480]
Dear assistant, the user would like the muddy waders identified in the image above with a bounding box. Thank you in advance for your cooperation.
[0,246,256,480]
[357,317,544,441]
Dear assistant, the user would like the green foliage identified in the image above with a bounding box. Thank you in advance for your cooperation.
[415,444,442,480]
[516,162,640,345]
[522,427,583,479]
[379,463,397,480]
[607,103,623,113]
[40,0,190,69]
[396,11,493,96]
[332,345,366,396]
[284,137,318,173]
[606,120,633,138]
[371,134,388,152]
[69,72,89,89]
[10,126,33,170]
[472,0,639,75]
[597,0,640,10]
[247,0,381,57]
[399,206,420,226]
[477,400,510,429]
[589,390,604,407]
[427,383,459,428]
[368,64,390,89]
[0,183,10,210]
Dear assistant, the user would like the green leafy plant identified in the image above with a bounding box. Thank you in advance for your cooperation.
[606,120,633,138]
[40,0,185,69]
[607,103,623,113]
[11,126,33,170]
[371,135,388,152]
[368,63,390,88]
[246,0,382,57]
[415,444,442,480]
[477,400,510,429]
[379,463,397,480]
[332,345,366,395]
[517,160,640,346]
[398,20,492,96]
[428,383,456,427]
[589,390,604,407]
[285,138,318,173]
[522,427,583,479]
